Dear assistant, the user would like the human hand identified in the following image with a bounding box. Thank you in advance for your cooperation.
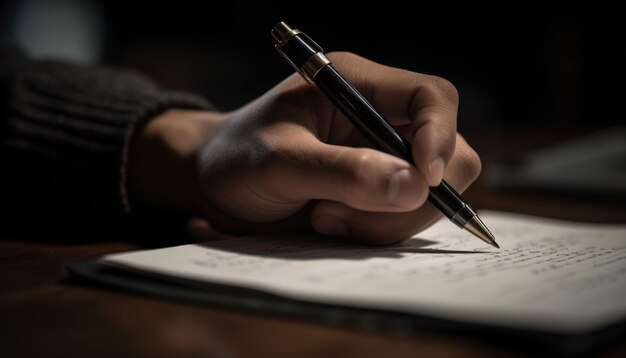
[196,52,481,243]
[129,52,481,244]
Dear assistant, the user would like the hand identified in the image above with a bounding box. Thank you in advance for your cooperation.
[130,52,481,244]
[197,52,482,243]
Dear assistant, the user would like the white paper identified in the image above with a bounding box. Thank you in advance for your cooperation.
[101,211,626,333]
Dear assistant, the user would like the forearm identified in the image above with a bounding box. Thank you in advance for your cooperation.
[0,53,213,226]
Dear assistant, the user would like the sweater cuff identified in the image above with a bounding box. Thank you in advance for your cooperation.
[2,61,213,223]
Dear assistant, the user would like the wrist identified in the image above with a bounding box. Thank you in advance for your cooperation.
[127,109,226,218]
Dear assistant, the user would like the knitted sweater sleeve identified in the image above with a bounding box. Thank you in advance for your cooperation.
[0,41,213,227]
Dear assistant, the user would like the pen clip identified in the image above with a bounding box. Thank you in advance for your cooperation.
[274,45,313,84]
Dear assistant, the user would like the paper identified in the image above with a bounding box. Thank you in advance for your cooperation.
[101,211,626,333]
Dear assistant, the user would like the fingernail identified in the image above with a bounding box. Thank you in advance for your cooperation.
[387,169,421,208]
[315,216,347,236]
[428,157,445,186]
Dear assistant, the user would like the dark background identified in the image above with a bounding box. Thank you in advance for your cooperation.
[2,1,624,136]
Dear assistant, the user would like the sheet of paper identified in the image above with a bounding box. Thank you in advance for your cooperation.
[101,211,626,333]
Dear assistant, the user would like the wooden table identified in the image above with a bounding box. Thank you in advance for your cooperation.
[2,130,625,357]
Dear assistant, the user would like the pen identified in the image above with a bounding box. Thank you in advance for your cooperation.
[271,22,498,248]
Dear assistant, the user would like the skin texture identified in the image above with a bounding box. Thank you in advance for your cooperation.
[128,52,481,244]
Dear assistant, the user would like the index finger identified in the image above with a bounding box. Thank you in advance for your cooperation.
[328,52,458,186]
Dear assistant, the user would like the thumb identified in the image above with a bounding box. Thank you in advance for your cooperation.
[274,141,428,213]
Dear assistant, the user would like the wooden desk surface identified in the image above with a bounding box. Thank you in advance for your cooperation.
[2,130,626,357]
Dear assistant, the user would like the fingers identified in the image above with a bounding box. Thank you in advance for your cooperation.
[327,52,459,186]
[312,202,440,245]
[409,75,458,186]
[310,135,482,244]
[411,99,457,186]
[200,52,473,242]
[264,132,429,213]
[438,133,482,190]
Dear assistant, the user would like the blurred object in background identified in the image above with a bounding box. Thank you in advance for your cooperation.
[486,126,626,199]
[1,1,624,199]
[2,1,623,131]
[3,0,103,63]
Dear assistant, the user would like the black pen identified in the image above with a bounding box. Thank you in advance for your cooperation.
[271,22,498,248]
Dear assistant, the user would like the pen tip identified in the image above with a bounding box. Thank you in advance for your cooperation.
[465,216,499,249]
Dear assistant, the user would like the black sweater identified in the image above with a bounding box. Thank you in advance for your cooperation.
[0,40,213,228]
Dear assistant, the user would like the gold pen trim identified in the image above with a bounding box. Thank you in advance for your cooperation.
[302,53,331,81]
[271,22,301,47]
[272,21,330,84]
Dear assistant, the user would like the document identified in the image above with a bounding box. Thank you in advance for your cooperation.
[100,211,626,333]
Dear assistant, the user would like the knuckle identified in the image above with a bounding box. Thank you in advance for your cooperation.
[429,76,459,104]
[457,146,482,183]
[247,139,288,185]
[258,140,293,166]
[429,128,457,162]
[342,149,394,204]
[264,141,289,163]
[341,150,377,196]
